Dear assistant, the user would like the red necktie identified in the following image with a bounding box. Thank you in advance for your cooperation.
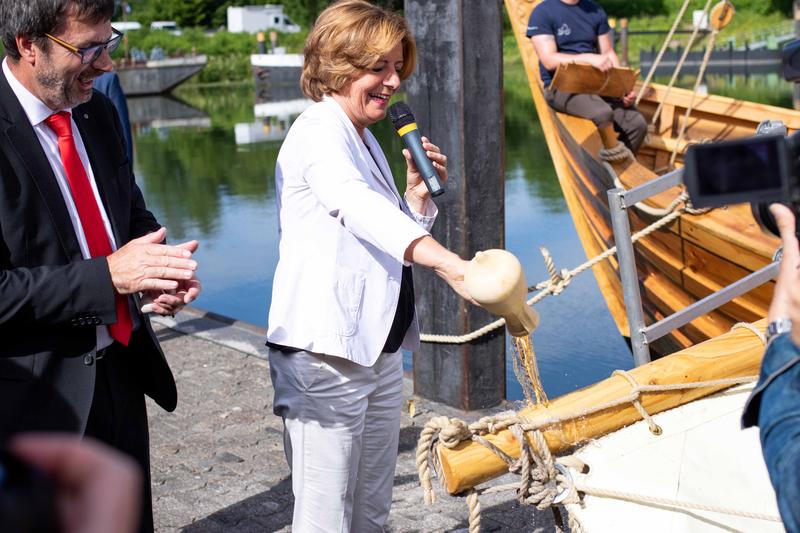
[45,111,132,346]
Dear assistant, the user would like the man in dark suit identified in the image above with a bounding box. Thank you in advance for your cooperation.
[0,1,201,531]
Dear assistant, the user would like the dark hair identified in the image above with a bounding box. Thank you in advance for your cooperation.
[1,0,115,61]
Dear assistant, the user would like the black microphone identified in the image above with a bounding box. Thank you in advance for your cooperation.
[388,102,445,197]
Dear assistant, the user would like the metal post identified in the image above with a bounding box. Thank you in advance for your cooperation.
[608,188,651,366]
[608,18,617,49]
[406,0,505,409]
[620,18,629,67]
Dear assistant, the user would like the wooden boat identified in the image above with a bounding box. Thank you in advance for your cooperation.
[415,3,793,529]
[504,0,800,355]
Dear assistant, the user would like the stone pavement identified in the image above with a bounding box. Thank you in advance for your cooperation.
[147,308,557,532]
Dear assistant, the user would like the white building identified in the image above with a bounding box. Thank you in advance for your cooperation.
[227,5,301,34]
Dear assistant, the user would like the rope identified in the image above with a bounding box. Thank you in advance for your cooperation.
[599,141,633,162]
[417,322,767,530]
[613,370,662,435]
[420,195,692,344]
[636,0,694,106]
[650,0,714,128]
[732,321,767,345]
[573,483,782,523]
[669,25,720,168]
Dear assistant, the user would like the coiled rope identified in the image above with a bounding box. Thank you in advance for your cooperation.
[416,323,771,532]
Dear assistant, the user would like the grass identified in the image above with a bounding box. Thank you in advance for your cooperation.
[618,6,791,68]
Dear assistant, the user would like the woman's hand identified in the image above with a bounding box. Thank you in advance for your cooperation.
[404,137,447,213]
[767,203,800,345]
[435,255,478,306]
[405,236,478,306]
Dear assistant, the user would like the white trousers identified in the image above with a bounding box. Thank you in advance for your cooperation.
[269,348,403,533]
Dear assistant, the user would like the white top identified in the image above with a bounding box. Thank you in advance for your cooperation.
[267,96,437,366]
[3,58,115,350]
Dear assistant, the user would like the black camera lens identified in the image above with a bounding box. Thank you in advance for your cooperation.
[0,450,59,533]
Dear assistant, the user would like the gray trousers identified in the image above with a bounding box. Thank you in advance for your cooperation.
[545,89,648,152]
[269,348,403,532]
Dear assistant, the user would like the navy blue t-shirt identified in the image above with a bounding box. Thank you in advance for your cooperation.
[526,0,611,87]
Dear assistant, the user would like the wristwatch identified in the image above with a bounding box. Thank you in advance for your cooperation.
[766,318,793,344]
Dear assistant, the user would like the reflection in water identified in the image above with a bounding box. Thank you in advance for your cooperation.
[133,83,637,400]
[128,95,211,131]
[235,98,313,145]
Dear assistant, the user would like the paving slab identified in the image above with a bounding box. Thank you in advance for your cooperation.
[148,308,558,532]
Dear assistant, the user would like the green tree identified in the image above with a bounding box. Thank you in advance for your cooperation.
[282,0,402,28]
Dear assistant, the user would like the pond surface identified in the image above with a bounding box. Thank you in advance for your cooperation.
[131,72,792,402]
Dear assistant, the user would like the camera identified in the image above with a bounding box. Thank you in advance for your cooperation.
[682,122,800,237]
[0,450,59,533]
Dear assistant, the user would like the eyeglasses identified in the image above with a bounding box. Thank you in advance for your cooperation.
[44,28,124,65]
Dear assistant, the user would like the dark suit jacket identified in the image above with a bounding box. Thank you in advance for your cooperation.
[0,70,177,439]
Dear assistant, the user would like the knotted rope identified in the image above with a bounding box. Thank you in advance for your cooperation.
[599,141,633,162]
[417,321,767,531]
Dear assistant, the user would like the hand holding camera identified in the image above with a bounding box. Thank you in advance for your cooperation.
[765,204,800,346]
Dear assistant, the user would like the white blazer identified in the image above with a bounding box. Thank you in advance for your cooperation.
[267,96,437,366]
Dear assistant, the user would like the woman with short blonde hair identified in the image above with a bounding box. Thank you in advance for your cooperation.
[267,1,474,531]
[300,0,416,101]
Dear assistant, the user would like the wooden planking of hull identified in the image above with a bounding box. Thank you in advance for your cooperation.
[504,0,789,354]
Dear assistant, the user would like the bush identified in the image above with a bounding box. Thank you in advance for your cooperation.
[601,0,667,18]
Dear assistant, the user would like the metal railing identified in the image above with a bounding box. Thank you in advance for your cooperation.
[608,169,778,366]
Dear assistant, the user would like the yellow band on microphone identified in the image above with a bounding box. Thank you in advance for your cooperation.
[397,123,418,137]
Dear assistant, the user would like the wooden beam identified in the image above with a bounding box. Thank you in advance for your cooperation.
[406,0,506,409]
[436,319,766,494]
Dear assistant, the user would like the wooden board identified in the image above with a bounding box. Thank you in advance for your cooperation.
[550,63,637,98]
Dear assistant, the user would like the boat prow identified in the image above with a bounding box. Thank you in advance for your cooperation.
[571,382,780,532]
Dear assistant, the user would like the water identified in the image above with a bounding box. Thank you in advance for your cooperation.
[131,73,791,402]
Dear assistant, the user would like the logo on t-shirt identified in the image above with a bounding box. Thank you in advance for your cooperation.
[557,23,571,37]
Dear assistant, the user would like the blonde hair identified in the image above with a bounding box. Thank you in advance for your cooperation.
[301,0,417,102]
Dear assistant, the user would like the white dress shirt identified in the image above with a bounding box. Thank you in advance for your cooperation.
[3,58,116,350]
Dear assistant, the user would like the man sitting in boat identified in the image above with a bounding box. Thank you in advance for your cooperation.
[527,0,647,153]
